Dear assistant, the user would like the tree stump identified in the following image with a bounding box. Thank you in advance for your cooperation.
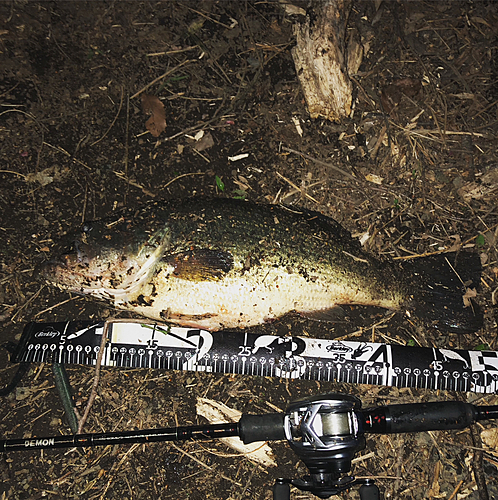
[292,0,353,121]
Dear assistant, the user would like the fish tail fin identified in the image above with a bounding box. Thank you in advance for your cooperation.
[402,252,483,333]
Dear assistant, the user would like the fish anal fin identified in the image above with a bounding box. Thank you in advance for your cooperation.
[164,249,233,281]
[299,305,346,323]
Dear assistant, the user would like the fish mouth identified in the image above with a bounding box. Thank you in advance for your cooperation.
[37,252,142,301]
[36,238,97,284]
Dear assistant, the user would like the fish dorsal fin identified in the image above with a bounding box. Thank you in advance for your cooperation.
[165,249,233,281]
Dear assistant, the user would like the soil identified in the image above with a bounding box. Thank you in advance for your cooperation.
[1,1,498,499]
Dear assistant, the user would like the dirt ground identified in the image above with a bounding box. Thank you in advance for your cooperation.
[1,1,498,499]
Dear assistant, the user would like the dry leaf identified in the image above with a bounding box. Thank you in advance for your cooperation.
[196,397,277,467]
[381,78,422,113]
[394,77,422,98]
[446,234,461,252]
[365,173,384,185]
[458,168,498,202]
[481,428,498,457]
[25,167,54,186]
[141,93,166,137]
[193,131,214,152]
[462,287,477,307]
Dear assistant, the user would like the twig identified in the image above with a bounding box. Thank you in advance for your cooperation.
[162,172,205,190]
[0,170,27,179]
[146,46,199,57]
[334,312,396,341]
[186,7,233,29]
[29,408,52,425]
[447,480,464,500]
[444,256,465,285]
[10,285,45,323]
[392,222,498,260]
[77,320,110,433]
[393,249,452,260]
[99,443,141,499]
[81,183,88,223]
[275,171,320,204]
[370,124,387,159]
[124,92,130,186]
[392,121,486,139]
[32,296,81,319]
[281,146,357,181]
[43,142,92,170]
[90,86,124,146]
[130,59,195,100]
[113,171,156,198]
[170,442,243,486]
[162,111,228,142]
[470,424,490,500]
[192,147,210,163]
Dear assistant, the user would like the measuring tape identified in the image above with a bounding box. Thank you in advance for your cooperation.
[12,321,498,394]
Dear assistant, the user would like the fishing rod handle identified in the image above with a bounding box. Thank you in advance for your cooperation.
[362,401,478,434]
[239,413,286,444]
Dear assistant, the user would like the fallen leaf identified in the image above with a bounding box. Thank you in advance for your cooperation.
[394,77,422,98]
[481,428,498,457]
[446,234,461,252]
[381,78,422,113]
[25,168,54,186]
[193,131,214,152]
[462,287,477,307]
[365,173,383,185]
[458,168,498,202]
[141,93,166,137]
[196,397,277,468]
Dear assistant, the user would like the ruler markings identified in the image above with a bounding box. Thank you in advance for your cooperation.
[11,321,498,394]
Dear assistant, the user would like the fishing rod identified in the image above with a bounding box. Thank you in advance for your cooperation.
[1,393,497,499]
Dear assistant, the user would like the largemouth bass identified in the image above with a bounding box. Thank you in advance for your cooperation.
[39,198,482,333]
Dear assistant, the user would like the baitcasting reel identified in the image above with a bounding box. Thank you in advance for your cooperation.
[274,394,377,499]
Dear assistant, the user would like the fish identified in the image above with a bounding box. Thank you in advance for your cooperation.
[39,198,482,333]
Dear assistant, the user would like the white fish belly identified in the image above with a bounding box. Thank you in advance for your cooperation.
[120,266,398,330]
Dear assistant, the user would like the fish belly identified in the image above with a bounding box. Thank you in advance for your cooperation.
[119,265,400,330]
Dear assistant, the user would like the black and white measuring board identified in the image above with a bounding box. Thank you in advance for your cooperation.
[12,320,498,394]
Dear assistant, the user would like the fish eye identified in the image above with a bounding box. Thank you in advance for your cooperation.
[81,223,93,234]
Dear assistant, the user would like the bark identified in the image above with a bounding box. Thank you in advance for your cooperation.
[292,0,353,121]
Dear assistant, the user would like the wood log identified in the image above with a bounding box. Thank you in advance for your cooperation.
[292,0,353,121]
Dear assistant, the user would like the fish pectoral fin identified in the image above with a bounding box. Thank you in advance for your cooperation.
[299,305,347,323]
[164,248,233,281]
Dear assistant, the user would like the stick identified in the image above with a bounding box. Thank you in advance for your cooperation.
[130,60,195,100]
[77,320,110,433]
[281,146,357,181]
